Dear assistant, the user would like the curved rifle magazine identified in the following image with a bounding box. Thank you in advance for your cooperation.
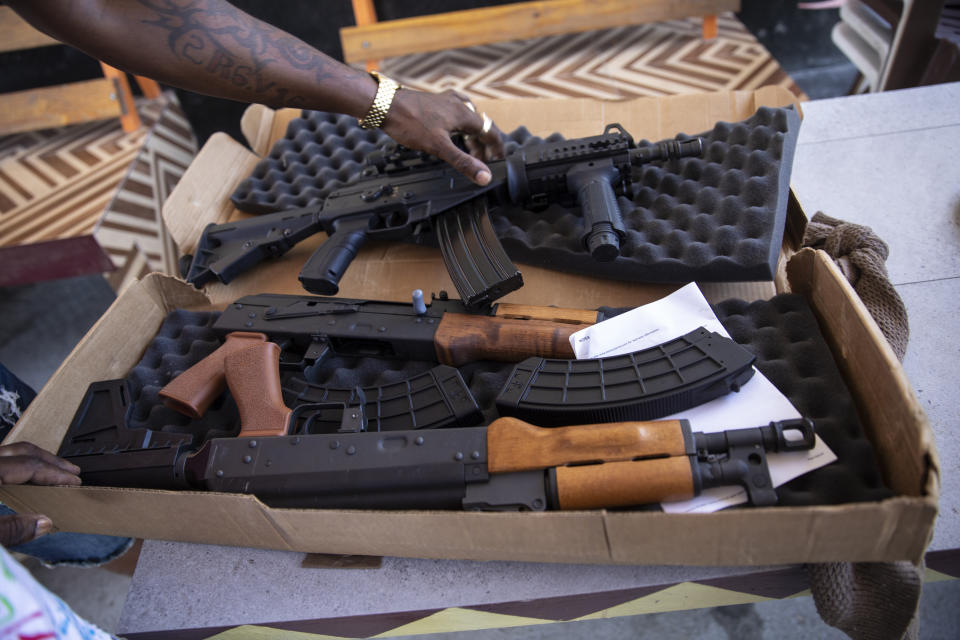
[435,198,523,310]
[283,365,483,433]
[495,328,757,426]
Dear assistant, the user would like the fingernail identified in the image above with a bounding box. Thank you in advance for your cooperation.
[476,169,491,185]
[35,517,52,537]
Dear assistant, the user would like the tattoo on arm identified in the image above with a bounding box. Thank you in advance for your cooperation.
[138,0,336,107]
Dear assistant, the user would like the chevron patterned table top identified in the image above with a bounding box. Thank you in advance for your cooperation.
[380,13,805,101]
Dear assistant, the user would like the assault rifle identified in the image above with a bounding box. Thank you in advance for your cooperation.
[183,126,703,308]
[157,292,757,429]
[58,375,816,510]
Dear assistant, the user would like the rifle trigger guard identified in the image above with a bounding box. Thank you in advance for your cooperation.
[291,399,367,434]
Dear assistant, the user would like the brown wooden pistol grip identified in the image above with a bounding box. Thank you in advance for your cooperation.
[433,314,584,367]
[555,457,696,510]
[486,417,690,473]
[223,341,292,438]
[159,331,267,418]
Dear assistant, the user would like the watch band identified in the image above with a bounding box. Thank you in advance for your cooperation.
[359,71,401,129]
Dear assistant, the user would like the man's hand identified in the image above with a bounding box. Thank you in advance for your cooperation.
[384,89,506,186]
[0,442,81,547]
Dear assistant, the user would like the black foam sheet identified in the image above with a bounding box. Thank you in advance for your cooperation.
[230,107,801,283]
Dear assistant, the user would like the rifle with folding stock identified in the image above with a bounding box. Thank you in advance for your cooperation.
[183,126,703,308]
[58,292,765,501]
[58,374,815,510]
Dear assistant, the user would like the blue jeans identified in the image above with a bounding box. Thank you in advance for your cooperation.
[0,361,35,441]
[1,362,133,566]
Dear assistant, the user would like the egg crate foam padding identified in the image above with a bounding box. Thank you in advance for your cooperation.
[229,106,800,283]
[110,294,890,507]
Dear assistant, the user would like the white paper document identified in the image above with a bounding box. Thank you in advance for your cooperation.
[568,283,837,513]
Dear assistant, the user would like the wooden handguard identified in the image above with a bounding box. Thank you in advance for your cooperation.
[433,315,584,367]
[486,417,690,473]
[159,331,267,418]
[494,303,598,325]
[223,341,292,438]
[555,458,696,510]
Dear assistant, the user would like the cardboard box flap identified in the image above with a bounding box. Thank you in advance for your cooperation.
[141,270,214,312]
[162,132,260,255]
[240,104,302,157]
[786,249,939,502]
[8,273,211,452]
[9,279,169,451]
[604,499,936,566]
[266,508,614,563]
[237,88,802,157]
[0,485,294,550]
[474,86,801,140]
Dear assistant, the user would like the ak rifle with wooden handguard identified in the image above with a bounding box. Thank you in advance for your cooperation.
[158,291,599,422]
[182,125,703,308]
[157,292,757,429]
[58,381,816,509]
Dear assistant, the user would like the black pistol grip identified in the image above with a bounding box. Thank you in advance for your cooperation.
[299,219,370,295]
[567,164,625,262]
[435,198,523,310]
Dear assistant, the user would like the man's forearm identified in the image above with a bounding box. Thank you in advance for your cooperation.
[8,0,376,116]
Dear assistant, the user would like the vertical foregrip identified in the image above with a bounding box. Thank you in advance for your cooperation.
[554,458,696,510]
[159,332,267,418]
[567,164,624,261]
[433,315,580,366]
[223,342,292,438]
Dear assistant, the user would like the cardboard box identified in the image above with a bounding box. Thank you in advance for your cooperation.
[1,88,939,565]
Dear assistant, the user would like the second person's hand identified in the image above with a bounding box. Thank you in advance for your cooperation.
[0,442,82,547]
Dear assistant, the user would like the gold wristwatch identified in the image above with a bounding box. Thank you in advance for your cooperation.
[358,70,402,129]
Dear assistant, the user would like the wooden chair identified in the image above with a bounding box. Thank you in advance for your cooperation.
[0,5,162,135]
[341,0,738,70]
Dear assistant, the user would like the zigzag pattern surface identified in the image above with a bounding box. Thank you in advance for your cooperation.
[381,14,805,100]
[0,116,150,247]
[121,553,960,640]
[0,95,197,289]
[97,99,197,289]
